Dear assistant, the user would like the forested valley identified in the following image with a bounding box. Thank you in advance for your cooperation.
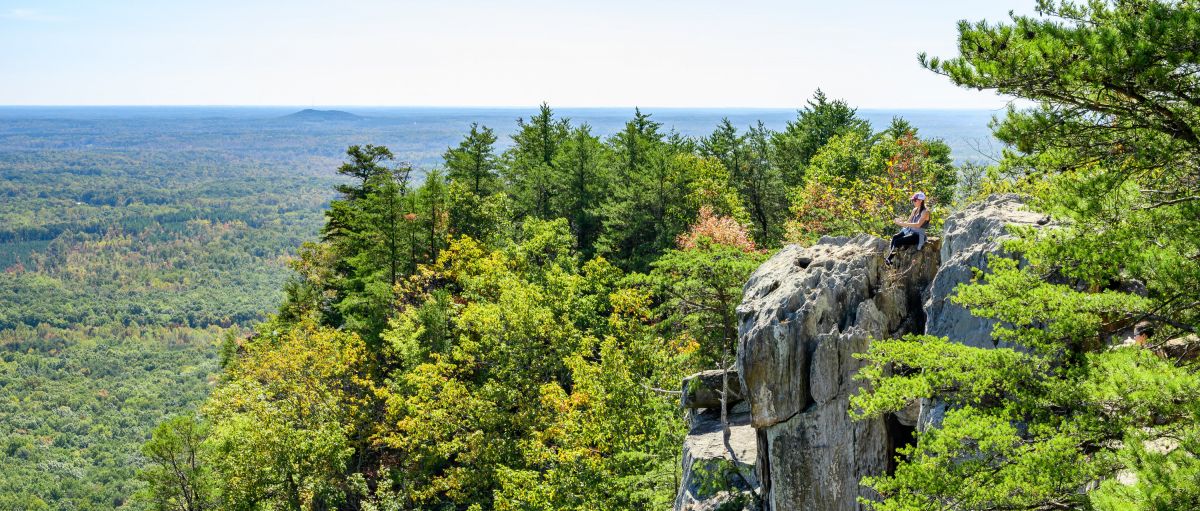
[0,131,337,508]
[129,97,968,511]
[8,1,1200,509]
[0,93,970,509]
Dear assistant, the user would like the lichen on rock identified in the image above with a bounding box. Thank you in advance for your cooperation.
[674,402,758,511]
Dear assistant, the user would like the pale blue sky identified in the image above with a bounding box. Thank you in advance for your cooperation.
[0,1,1035,108]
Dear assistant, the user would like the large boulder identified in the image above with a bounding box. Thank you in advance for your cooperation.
[735,235,940,510]
[674,403,759,511]
[681,369,745,410]
[924,194,1044,349]
[673,195,1050,510]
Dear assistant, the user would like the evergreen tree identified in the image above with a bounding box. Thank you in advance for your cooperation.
[854,2,1200,509]
[313,146,416,340]
[443,123,500,196]
[336,171,412,340]
[701,119,787,245]
[505,103,570,219]
[700,118,747,179]
[739,121,789,245]
[596,109,679,271]
[416,169,449,264]
[771,89,872,185]
[334,144,398,200]
[552,123,609,255]
[324,145,408,246]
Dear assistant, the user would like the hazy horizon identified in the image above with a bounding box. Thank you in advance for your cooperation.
[1,1,1036,108]
[0,104,1004,165]
[0,104,1012,110]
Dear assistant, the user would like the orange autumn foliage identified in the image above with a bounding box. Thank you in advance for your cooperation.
[676,206,758,252]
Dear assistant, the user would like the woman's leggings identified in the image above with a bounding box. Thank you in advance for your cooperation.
[890,231,921,251]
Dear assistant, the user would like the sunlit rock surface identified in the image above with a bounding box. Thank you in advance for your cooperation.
[674,195,1045,510]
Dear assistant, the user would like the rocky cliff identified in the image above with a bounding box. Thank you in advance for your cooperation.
[924,194,1045,350]
[673,195,1044,511]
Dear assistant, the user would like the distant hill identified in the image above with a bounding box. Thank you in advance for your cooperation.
[281,108,363,121]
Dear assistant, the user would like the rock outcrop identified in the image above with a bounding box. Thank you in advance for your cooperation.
[914,194,1046,431]
[681,369,745,410]
[924,194,1045,349]
[674,403,758,511]
[673,195,1045,511]
[734,235,939,511]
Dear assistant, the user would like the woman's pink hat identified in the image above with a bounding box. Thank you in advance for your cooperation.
[910,192,926,201]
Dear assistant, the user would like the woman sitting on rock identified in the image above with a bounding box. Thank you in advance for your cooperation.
[885,191,930,266]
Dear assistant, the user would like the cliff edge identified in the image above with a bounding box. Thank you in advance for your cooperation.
[674,195,1044,511]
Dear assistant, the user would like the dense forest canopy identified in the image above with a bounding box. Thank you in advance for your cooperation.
[0,143,336,509]
[0,99,965,509]
[132,92,965,510]
[11,0,1200,509]
[142,0,1200,509]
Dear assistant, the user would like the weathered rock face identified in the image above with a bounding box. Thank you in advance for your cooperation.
[674,402,758,511]
[924,194,1044,349]
[681,369,745,410]
[915,194,1044,431]
[673,195,1044,511]
[735,235,940,510]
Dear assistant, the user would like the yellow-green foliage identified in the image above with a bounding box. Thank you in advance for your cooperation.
[135,99,966,510]
[787,130,954,243]
[368,220,697,510]
[204,323,375,509]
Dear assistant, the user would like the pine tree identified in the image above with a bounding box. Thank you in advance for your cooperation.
[334,144,398,200]
[596,109,674,270]
[337,170,412,340]
[771,89,872,185]
[319,146,414,340]
[443,123,500,196]
[739,121,788,245]
[700,118,747,179]
[505,103,570,219]
[416,169,449,264]
[552,123,609,256]
[854,2,1200,509]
